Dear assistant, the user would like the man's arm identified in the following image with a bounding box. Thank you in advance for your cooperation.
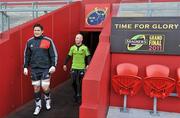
[48,39,58,67]
[63,46,73,71]
[63,55,71,71]
[64,55,71,65]
[24,42,31,68]
[85,46,91,69]
[86,55,91,65]
[23,42,31,76]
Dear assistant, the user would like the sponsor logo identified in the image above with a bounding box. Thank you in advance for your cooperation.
[126,34,165,52]
[126,34,148,51]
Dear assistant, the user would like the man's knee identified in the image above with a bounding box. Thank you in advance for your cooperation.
[42,85,50,92]
[34,86,40,92]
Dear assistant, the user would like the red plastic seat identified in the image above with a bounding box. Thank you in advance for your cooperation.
[116,63,138,75]
[176,68,180,97]
[144,64,175,99]
[112,63,142,96]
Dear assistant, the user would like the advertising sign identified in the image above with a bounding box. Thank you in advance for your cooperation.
[111,17,180,55]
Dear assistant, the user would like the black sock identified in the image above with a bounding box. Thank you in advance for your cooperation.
[44,89,50,99]
[34,91,41,102]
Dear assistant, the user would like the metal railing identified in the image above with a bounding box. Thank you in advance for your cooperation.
[0,0,73,33]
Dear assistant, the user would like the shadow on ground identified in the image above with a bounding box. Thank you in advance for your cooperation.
[7,79,79,118]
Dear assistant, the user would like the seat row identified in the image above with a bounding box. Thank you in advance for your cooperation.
[112,63,180,114]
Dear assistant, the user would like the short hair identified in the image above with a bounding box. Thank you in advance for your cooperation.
[33,23,44,30]
[76,34,83,39]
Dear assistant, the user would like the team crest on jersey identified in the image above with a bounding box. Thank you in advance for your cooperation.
[40,39,50,49]
[80,48,85,53]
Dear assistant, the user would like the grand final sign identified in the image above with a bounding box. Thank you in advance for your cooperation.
[111,17,180,55]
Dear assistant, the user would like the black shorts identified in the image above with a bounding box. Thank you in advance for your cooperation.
[30,68,50,81]
[71,69,85,79]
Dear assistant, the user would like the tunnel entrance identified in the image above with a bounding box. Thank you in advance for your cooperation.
[6,32,100,118]
[80,31,100,56]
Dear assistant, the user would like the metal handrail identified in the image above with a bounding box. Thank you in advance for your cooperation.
[0,8,59,12]
[1,12,10,31]
[0,0,72,4]
[0,0,72,33]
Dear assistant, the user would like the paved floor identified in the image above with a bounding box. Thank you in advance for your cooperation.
[6,79,80,118]
[107,106,180,118]
[5,79,180,118]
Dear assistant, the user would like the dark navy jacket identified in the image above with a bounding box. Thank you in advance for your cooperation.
[24,35,58,69]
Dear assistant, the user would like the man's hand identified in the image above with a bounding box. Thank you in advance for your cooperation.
[24,68,28,76]
[49,66,56,74]
[63,65,67,71]
[86,65,89,70]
